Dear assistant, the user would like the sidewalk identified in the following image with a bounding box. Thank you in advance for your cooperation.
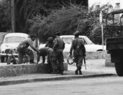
[0,59,117,85]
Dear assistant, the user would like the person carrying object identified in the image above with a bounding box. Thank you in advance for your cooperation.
[70,30,86,75]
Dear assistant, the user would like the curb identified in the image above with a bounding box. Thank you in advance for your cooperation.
[0,73,116,86]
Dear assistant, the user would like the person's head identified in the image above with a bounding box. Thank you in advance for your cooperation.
[29,34,36,41]
[47,37,53,42]
[74,30,80,37]
[55,32,60,37]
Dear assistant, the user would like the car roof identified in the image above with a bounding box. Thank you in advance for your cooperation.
[60,35,86,38]
[5,33,29,38]
[108,9,123,14]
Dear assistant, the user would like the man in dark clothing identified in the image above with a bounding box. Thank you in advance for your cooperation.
[45,37,54,48]
[53,32,65,75]
[17,34,39,64]
[45,37,54,73]
[70,31,86,75]
[37,47,58,73]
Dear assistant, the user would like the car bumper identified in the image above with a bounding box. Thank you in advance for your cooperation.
[0,53,18,57]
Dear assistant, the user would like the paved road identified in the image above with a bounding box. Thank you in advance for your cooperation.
[0,76,122,95]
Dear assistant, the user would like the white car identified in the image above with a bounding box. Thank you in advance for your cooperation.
[0,33,29,62]
[39,35,106,52]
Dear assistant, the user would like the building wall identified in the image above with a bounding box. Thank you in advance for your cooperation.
[89,0,123,9]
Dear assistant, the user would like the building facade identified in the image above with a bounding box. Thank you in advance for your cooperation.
[89,0,123,9]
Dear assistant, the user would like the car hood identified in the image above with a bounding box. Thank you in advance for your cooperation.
[0,43,19,51]
[39,43,106,52]
[64,44,106,52]
[39,44,46,49]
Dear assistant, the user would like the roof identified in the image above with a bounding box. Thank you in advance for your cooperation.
[60,35,86,38]
[109,9,123,14]
[5,33,29,38]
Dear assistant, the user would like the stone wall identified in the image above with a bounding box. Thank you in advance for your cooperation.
[0,63,68,77]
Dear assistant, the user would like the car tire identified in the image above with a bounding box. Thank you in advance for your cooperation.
[115,63,123,76]
[0,56,5,62]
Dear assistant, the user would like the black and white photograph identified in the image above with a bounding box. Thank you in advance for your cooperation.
[0,0,123,95]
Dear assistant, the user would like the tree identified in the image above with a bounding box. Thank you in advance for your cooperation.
[28,3,115,44]
[15,0,86,33]
[0,0,88,33]
[0,0,11,32]
[28,4,96,43]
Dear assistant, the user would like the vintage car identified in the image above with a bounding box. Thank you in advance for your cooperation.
[39,35,106,52]
[0,33,29,62]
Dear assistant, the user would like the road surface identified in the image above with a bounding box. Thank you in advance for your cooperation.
[0,76,122,95]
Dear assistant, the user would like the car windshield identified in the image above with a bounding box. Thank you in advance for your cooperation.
[61,36,94,44]
[61,37,73,44]
[83,36,94,44]
[3,36,26,43]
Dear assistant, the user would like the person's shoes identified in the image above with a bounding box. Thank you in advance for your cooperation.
[75,70,78,75]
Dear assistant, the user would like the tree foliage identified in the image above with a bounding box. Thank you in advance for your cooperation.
[1,0,88,33]
[15,0,85,32]
[28,4,100,43]
[28,3,115,44]
[0,0,11,32]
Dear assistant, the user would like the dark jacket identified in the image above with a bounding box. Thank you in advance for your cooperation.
[70,37,86,56]
[53,37,65,51]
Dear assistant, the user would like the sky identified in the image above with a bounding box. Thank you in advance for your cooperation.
[89,0,123,8]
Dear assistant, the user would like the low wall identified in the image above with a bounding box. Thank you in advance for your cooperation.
[64,51,115,67]
[105,54,115,67]
[0,63,68,77]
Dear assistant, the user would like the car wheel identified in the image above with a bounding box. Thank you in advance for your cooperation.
[0,56,5,62]
[115,63,123,76]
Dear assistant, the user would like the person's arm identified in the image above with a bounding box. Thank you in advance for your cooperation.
[28,39,38,52]
[83,44,86,57]
[70,40,74,57]
[53,38,58,50]
[81,39,86,57]
[45,42,48,47]
[62,42,65,50]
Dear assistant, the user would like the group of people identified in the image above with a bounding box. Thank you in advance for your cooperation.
[17,30,86,75]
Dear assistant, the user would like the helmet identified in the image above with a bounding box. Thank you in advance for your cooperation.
[48,37,53,42]
[30,34,36,38]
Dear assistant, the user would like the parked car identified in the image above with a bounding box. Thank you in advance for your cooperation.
[39,35,106,52]
[0,33,29,62]
[0,32,7,46]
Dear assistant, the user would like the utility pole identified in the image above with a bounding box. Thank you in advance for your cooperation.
[11,0,15,32]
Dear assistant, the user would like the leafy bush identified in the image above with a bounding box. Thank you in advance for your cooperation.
[28,4,101,43]
[28,3,117,44]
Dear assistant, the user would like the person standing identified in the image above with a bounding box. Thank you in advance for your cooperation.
[17,34,39,64]
[53,32,65,75]
[70,31,86,75]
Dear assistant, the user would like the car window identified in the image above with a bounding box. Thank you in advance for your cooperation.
[61,37,73,44]
[80,36,94,44]
[80,38,87,44]
[3,36,26,43]
[0,33,7,45]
